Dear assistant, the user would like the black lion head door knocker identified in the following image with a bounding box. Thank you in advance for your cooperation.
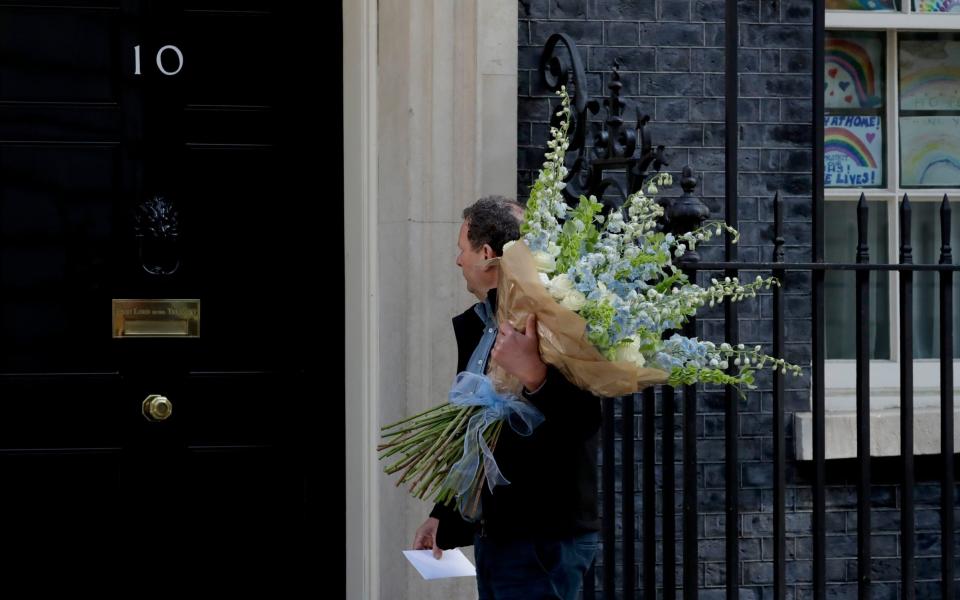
[133,194,181,276]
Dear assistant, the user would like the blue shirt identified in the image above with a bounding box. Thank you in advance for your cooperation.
[465,297,498,375]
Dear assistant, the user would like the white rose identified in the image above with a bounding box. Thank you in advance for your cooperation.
[547,273,575,300]
[615,339,646,368]
[538,272,551,287]
[559,289,587,311]
[532,250,556,273]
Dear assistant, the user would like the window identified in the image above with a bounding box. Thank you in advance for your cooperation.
[799,4,960,459]
[827,0,960,12]
[824,8,960,403]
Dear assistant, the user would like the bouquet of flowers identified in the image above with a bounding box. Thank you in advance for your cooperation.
[379,88,801,519]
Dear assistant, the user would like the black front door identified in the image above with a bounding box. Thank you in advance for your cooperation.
[0,1,329,582]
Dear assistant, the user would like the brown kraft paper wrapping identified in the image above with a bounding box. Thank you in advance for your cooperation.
[487,241,669,398]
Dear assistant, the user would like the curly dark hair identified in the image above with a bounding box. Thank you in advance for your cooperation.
[462,196,525,257]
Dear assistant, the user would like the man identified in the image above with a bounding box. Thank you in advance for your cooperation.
[411,196,601,600]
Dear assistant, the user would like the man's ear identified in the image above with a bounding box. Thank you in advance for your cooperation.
[481,244,496,261]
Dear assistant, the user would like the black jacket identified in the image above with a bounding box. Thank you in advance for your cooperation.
[430,288,602,547]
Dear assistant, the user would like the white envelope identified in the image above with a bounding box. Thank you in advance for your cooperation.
[402,548,477,580]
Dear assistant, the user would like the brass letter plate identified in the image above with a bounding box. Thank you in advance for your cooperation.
[112,299,200,338]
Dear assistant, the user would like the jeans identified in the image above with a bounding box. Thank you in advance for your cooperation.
[474,531,599,600]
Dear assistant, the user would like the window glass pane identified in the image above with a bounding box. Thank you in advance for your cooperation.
[826,33,884,110]
[914,0,960,13]
[826,32,885,188]
[900,117,960,186]
[908,200,960,358]
[899,33,960,188]
[825,200,890,359]
[826,115,883,187]
[899,34,960,111]
[827,0,897,9]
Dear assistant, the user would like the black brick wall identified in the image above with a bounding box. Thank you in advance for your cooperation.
[518,2,960,599]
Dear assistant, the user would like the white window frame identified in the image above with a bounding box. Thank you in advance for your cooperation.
[798,4,960,459]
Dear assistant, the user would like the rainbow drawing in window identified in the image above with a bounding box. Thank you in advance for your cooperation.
[826,37,883,109]
[826,0,896,9]
[900,39,960,110]
[825,115,883,187]
[915,0,960,12]
[901,116,960,186]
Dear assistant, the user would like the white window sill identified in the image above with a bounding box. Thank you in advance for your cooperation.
[795,405,960,461]
[826,11,960,31]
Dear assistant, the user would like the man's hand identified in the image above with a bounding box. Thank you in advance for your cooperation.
[490,313,547,392]
[412,517,443,560]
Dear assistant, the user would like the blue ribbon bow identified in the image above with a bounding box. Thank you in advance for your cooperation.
[442,371,546,521]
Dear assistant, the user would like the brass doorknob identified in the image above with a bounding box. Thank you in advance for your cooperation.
[142,394,173,422]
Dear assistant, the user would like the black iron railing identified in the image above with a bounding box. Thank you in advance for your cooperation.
[537,0,960,597]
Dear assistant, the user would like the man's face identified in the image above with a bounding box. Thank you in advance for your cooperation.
[456,221,496,300]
